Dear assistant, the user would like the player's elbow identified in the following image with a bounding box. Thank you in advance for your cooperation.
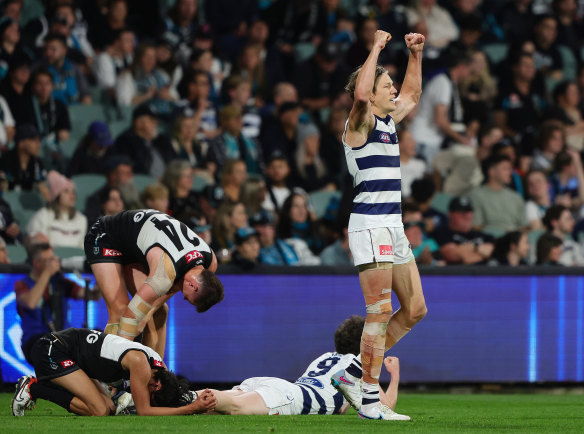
[353,89,370,104]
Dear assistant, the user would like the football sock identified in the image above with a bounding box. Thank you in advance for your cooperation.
[345,354,362,381]
[30,381,74,412]
[104,323,119,335]
[360,381,380,413]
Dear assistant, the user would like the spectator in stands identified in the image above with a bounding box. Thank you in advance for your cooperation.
[0,235,9,264]
[1,0,21,22]
[91,28,135,93]
[543,204,584,266]
[0,124,49,201]
[183,212,212,246]
[536,232,564,265]
[141,182,169,214]
[229,226,261,271]
[262,150,292,214]
[170,111,210,177]
[448,13,483,52]
[156,35,182,97]
[490,230,531,266]
[545,81,584,151]
[249,209,297,266]
[292,123,336,193]
[435,196,495,265]
[211,200,248,259]
[525,169,553,230]
[409,178,447,236]
[259,81,298,132]
[402,202,442,266]
[468,155,529,235]
[112,104,173,178]
[494,52,547,147]
[207,105,263,178]
[224,75,261,140]
[346,16,381,69]
[41,33,91,105]
[244,18,285,89]
[0,194,21,244]
[88,0,129,51]
[1,52,31,124]
[67,121,114,176]
[410,48,475,165]
[161,160,200,218]
[163,0,200,63]
[47,2,94,66]
[272,0,324,54]
[97,186,124,221]
[188,47,221,104]
[277,190,323,258]
[14,242,86,363]
[549,149,584,212]
[177,68,219,142]
[115,42,177,115]
[399,129,426,199]
[459,49,498,127]
[84,155,140,224]
[491,139,525,196]
[552,0,583,62]
[259,101,302,161]
[0,87,14,150]
[320,106,348,185]
[533,14,564,82]
[219,159,247,203]
[240,176,266,217]
[291,41,348,121]
[0,15,23,79]
[232,43,268,101]
[531,120,566,172]
[319,221,352,266]
[496,0,537,45]
[27,170,87,249]
[365,0,408,39]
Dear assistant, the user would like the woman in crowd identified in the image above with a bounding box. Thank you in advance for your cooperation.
[292,123,336,193]
[490,231,530,266]
[161,160,199,218]
[211,201,248,261]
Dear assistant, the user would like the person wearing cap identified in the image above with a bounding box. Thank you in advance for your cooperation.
[261,150,292,213]
[229,226,261,271]
[67,121,114,176]
[111,103,173,178]
[26,170,87,248]
[433,196,495,265]
[249,209,298,266]
[0,123,50,201]
[258,100,302,160]
[292,122,336,193]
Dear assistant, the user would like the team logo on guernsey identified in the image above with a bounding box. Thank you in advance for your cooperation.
[153,360,164,368]
[379,245,393,256]
[61,360,75,368]
[103,248,122,257]
[296,377,324,389]
[185,250,203,263]
[379,132,391,143]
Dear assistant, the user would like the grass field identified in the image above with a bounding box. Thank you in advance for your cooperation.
[1,392,584,433]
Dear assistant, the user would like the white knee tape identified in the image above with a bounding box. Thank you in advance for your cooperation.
[128,295,152,323]
[145,252,175,297]
[366,299,391,314]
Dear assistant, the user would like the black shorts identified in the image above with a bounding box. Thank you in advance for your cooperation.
[84,218,127,265]
[30,333,80,381]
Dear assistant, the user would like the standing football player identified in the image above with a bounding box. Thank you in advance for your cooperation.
[330,30,428,420]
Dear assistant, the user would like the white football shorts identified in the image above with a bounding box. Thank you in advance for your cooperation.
[349,227,413,266]
[235,377,304,416]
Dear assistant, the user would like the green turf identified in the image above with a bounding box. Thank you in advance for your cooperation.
[1,392,584,433]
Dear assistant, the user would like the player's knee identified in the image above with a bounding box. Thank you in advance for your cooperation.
[89,401,110,416]
[407,302,427,325]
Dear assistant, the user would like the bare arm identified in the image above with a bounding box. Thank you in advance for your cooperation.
[391,33,425,125]
[379,356,400,410]
[17,258,60,309]
[345,30,391,148]
[433,104,469,145]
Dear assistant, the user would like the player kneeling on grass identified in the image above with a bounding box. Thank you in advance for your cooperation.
[11,328,216,416]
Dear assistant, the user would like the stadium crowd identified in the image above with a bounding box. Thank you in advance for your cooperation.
[0,0,583,269]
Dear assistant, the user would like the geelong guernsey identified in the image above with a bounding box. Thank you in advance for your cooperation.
[343,114,403,232]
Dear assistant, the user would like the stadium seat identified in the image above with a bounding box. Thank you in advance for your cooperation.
[6,243,28,264]
[69,104,107,143]
[482,43,509,65]
[133,174,158,193]
[2,190,46,227]
[430,192,453,215]
[558,45,577,81]
[294,43,316,63]
[53,246,86,259]
[528,229,545,264]
[309,190,342,219]
[72,174,106,212]
[192,175,210,192]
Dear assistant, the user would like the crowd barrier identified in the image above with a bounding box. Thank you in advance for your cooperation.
[1,265,582,385]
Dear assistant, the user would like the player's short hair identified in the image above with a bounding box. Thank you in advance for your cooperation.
[334,315,365,355]
[196,269,224,313]
[345,64,387,100]
[151,370,190,407]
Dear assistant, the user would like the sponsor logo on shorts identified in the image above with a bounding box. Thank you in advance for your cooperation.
[185,250,203,263]
[153,360,164,368]
[379,132,390,143]
[379,245,393,256]
[103,248,122,257]
[61,360,75,368]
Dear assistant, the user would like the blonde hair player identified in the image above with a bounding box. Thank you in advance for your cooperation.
[330,30,428,420]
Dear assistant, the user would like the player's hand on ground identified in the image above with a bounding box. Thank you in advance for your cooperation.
[384,356,399,375]
[190,389,217,414]
[405,33,425,53]
[373,30,391,50]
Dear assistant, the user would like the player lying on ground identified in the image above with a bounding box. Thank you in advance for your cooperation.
[84,209,224,356]
[11,328,217,416]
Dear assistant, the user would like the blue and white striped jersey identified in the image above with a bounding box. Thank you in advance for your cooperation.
[294,352,355,415]
[343,114,403,232]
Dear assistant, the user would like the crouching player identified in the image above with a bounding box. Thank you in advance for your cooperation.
[84,209,224,356]
[11,328,216,416]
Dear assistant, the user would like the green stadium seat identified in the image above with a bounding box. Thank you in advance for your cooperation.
[6,243,28,264]
[430,192,453,215]
[482,43,509,65]
[2,190,46,227]
[192,175,210,192]
[72,174,106,212]
[558,45,577,81]
[294,43,316,63]
[53,246,86,260]
[69,104,107,143]
[309,190,341,219]
[133,174,158,193]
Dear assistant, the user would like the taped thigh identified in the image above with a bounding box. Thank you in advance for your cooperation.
[145,251,176,297]
[364,289,392,315]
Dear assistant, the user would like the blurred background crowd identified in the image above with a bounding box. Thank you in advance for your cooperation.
[0,0,583,271]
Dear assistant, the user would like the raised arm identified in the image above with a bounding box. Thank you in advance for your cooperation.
[391,33,425,125]
[379,356,400,410]
[345,30,391,147]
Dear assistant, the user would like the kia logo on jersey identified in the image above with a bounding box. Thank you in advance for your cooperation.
[103,248,122,257]
[153,360,163,367]
[379,245,393,256]
[61,360,75,368]
[379,132,390,143]
[185,250,203,263]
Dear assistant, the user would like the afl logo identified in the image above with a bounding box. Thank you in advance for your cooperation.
[134,212,144,222]
[380,132,390,143]
[86,332,100,344]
